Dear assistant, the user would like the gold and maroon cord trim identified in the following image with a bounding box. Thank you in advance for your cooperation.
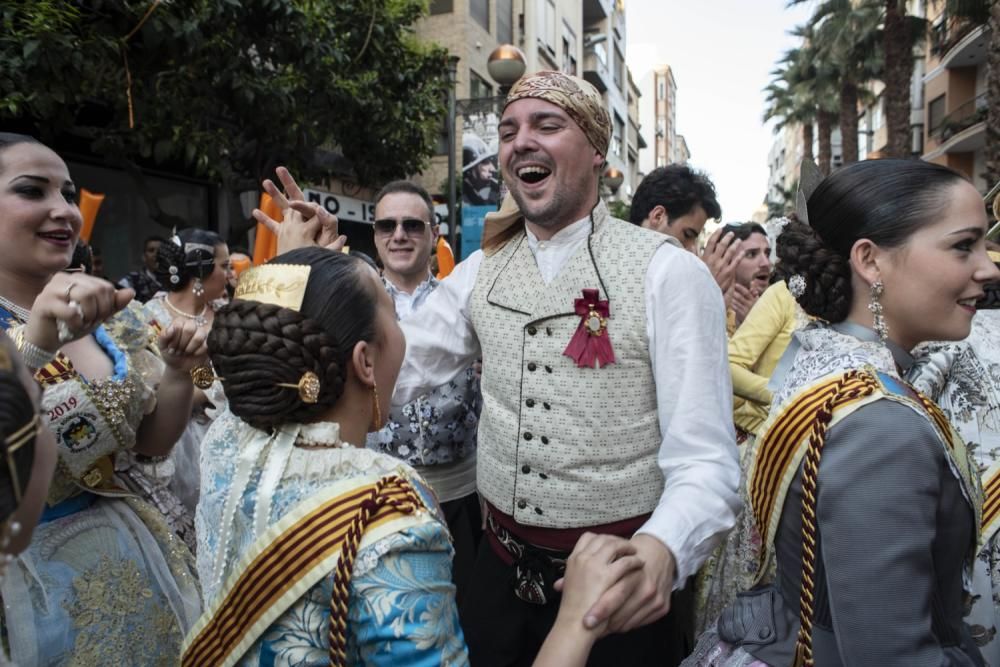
[181,475,420,667]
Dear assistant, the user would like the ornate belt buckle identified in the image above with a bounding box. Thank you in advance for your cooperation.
[514,565,547,605]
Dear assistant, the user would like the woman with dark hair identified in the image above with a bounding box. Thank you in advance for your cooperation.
[0,332,57,665]
[137,229,233,538]
[684,159,999,666]
[0,133,202,664]
[910,245,1000,665]
[190,246,646,666]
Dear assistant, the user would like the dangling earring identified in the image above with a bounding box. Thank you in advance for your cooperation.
[868,280,888,343]
[192,277,205,299]
[370,381,382,431]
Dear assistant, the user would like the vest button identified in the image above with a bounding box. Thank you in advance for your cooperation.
[527,362,537,371]
[541,436,549,444]
[758,626,771,640]
[526,399,535,407]
[534,507,543,515]
[523,432,533,441]
[517,499,527,509]
[521,464,531,474]
[527,326,537,336]
[543,402,551,410]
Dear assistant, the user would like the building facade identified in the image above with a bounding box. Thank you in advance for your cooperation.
[638,65,678,176]
[920,0,990,193]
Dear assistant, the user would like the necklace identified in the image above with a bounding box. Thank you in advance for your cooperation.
[163,296,208,327]
[0,295,30,323]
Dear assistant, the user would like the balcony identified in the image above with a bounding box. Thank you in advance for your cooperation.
[584,0,612,22]
[932,20,989,69]
[583,50,610,93]
[926,93,987,157]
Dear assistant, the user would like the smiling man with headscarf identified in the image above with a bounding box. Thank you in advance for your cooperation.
[393,71,739,666]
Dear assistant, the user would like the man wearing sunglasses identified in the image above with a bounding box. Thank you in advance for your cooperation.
[366,180,483,606]
[393,71,738,667]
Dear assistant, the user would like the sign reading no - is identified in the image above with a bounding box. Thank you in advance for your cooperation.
[303,189,375,225]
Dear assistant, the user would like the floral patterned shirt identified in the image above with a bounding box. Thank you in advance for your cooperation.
[367,275,481,469]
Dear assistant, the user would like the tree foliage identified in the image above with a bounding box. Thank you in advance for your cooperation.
[0,0,449,193]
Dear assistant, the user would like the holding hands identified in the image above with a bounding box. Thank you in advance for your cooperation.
[533,533,646,666]
[252,167,347,256]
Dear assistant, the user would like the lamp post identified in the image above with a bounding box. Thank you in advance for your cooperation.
[603,167,624,197]
[446,55,460,252]
[445,45,524,261]
[487,45,527,97]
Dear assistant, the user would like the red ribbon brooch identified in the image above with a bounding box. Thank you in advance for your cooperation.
[563,288,616,368]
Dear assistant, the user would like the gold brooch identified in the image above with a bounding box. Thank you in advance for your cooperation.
[190,365,222,390]
[277,371,321,404]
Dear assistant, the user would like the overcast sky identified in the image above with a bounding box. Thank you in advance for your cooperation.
[627,0,815,221]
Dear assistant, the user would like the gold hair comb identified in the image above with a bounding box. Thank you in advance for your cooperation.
[234,264,311,312]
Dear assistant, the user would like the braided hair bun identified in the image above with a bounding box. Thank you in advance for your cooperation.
[775,220,852,322]
[0,335,37,525]
[208,247,377,431]
[155,229,222,292]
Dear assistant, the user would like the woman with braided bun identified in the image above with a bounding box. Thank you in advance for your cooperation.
[131,229,233,542]
[684,159,999,667]
[0,133,202,665]
[188,244,647,667]
[0,332,57,666]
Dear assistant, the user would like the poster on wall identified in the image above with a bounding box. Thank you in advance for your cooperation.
[460,101,503,259]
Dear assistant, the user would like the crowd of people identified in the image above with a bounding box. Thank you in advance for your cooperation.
[0,68,999,667]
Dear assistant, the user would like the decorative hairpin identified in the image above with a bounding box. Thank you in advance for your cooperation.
[190,365,223,390]
[276,371,321,404]
[788,274,807,298]
[4,414,38,504]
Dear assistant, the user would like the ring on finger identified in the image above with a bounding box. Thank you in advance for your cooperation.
[65,282,78,302]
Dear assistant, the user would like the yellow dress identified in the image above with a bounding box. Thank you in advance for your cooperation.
[728,281,804,435]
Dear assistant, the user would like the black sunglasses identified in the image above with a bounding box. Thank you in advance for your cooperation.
[373,218,430,236]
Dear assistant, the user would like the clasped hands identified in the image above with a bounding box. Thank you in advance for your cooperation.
[252,166,348,255]
[554,532,676,642]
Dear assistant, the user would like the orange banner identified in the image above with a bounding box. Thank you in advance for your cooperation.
[435,236,455,279]
[252,193,283,265]
[79,189,105,243]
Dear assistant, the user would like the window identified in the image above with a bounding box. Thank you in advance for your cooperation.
[469,70,492,99]
[538,0,556,54]
[497,0,513,43]
[470,0,489,31]
[928,94,946,133]
[429,0,453,14]
[873,98,884,131]
[657,78,665,101]
[613,45,624,91]
[613,112,625,159]
[561,24,577,75]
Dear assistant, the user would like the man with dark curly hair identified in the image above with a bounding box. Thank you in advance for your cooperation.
[629,165,721,253]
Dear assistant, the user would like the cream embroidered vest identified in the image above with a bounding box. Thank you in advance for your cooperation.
[470,202,667,528]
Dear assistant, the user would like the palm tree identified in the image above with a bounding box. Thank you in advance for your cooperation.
[790,0,883,165]
[764,49,815,164]
[882,1,930,158]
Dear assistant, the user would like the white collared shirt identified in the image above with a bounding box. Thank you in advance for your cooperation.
[395,217,740,586]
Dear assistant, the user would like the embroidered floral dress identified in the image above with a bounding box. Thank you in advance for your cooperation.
[141,295,226,518]
[196,410,469,666]
[911,309,1000,665]
[0,303,201,666]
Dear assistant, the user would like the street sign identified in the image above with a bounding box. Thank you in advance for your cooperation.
[303,189,375,225]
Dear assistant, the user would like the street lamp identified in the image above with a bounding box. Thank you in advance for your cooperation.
[487,45,527,97]
[603,167,624,196]
[444,45,524,262]
[446,55,460,252]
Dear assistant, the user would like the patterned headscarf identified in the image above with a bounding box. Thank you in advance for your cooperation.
[504,71,611,156]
